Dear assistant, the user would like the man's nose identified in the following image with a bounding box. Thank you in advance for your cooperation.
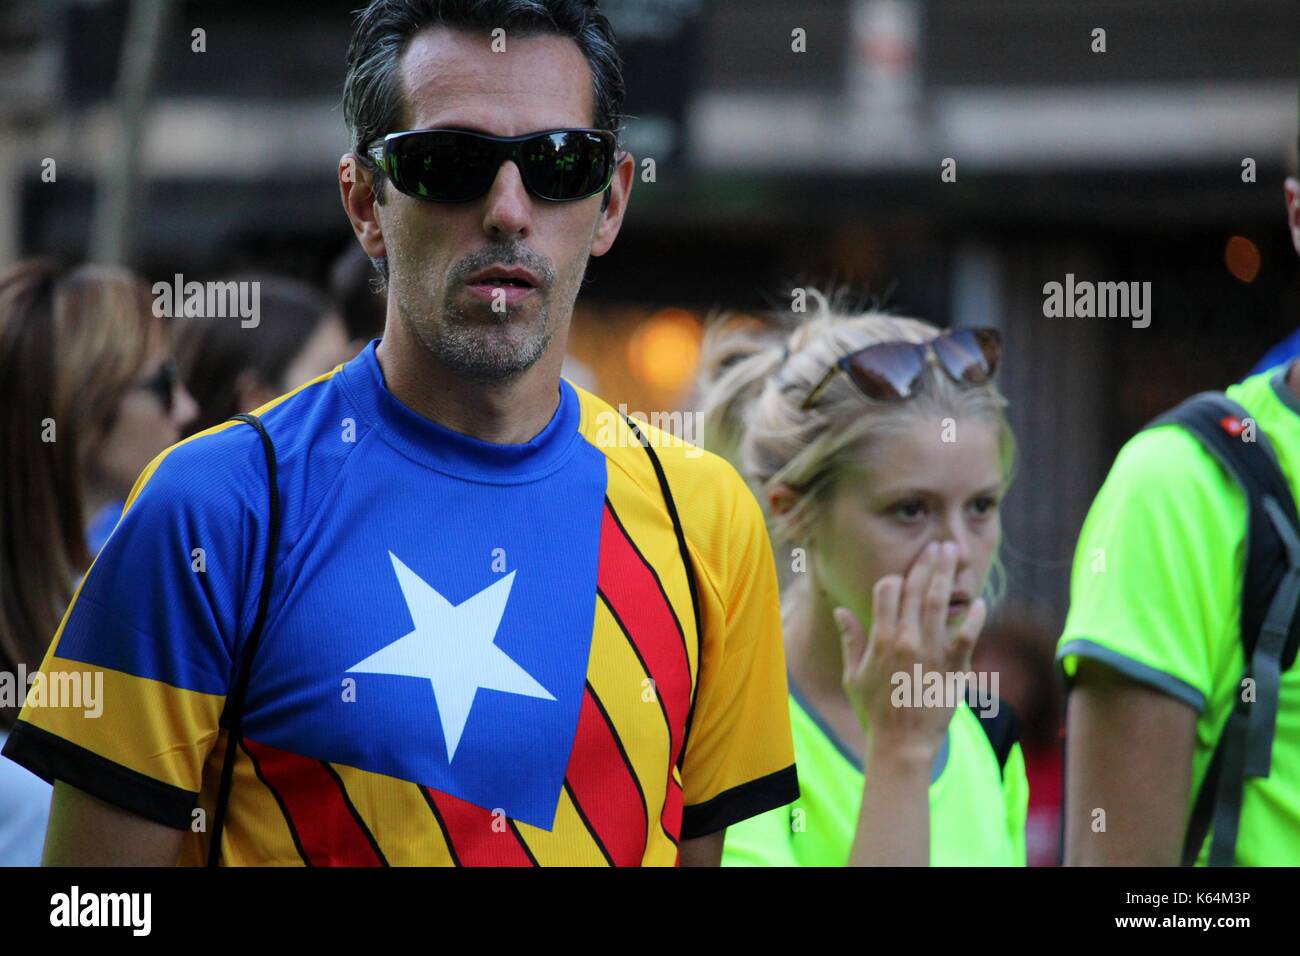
[481,161,532,238]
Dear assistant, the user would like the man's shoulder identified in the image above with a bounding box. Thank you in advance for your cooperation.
[1227,365,1300,445]
[569,381,759,526]
[570,381,770,596]
[132,418,269,510]
[1076,419,1246,592]
[1061,398,1251,687]
[1103,413,1246,512]
[130,370,349,522]
[1121,373,1295,502]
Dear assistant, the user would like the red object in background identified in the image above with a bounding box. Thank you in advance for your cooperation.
[1022,739,1063,867]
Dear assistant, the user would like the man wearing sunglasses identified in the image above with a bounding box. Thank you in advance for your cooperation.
[7,0,798,867]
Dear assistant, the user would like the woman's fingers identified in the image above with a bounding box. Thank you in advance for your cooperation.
[871,573,903,646]
[921,542,958,654]
[898,542,939,651]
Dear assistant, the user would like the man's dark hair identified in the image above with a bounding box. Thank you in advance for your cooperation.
[343,0,625,211]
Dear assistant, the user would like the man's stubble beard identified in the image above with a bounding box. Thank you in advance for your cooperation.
[416,290,554,385]
[394,258,581,386]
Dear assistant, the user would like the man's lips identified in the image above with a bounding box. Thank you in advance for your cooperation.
[465,265,540,287]
[464,265,541,307]
[466,281,537,306]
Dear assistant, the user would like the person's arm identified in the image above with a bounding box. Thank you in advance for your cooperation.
[1,432,260,867]
[1063,659,1198,866]
[679,830,726,867]
[851,738,935,866]
[42,781,185,866]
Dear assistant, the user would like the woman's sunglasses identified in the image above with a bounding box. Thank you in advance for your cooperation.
[800,327,1002,411]
[365,127,618,203]
[134,358,177,414]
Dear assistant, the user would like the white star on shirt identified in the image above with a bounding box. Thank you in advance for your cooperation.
[347,551,555,762]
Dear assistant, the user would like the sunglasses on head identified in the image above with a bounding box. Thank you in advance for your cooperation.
[135,358,177,414]
[364,127,618,203]
[799,327,1002,411]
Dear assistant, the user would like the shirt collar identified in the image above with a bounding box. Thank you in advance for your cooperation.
[336,339,582,482]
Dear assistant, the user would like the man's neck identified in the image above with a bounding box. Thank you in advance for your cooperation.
[1288,357,1300,400]
[374,317,562,446]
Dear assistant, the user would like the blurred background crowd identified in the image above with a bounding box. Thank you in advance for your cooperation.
[1,0,1299,867]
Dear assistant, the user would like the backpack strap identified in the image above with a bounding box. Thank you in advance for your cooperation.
[207,412,281,867]
[969,700,1020,778]
[1144,392,1300,866]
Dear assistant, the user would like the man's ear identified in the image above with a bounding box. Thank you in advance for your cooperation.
[340,153,387,261]
[590,149,635,257]
[1286,176,1300,258]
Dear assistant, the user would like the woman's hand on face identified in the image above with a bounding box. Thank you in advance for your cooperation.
[834,540,987,761]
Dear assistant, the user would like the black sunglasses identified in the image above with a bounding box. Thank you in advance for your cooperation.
[800,327,1002,411]
[365,127,618,203]
[135,358,177,414]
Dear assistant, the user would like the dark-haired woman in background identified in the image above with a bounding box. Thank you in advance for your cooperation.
[174,274,355,438]
[0,259,198,864]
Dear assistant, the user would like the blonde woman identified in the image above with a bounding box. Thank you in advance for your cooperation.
[702,289,1027,866]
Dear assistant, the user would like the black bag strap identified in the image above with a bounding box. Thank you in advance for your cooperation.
[969,701,1021,778]
[620,413,703,762]
[207,412,281,867]
[1144,392,1300,866]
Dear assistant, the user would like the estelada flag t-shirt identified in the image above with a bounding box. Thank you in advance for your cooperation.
[3,340,798,866]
